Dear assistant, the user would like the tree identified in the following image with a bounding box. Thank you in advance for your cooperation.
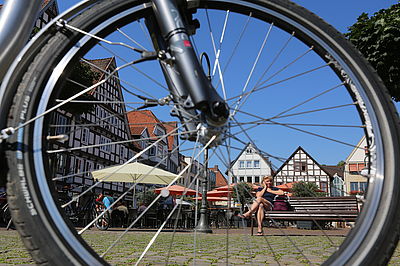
[58,62,99,115]
[232,182,253,209]
[337,160,345,167]
[292,181,326,197]
[137,190,159,209]
[346,3,400,101]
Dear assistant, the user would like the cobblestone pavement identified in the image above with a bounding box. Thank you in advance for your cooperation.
[0,227,399,265]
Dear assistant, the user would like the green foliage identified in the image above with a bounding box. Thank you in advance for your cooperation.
[232,182,253,207]
[337,160,345,167]
[292,181,326,197]
[346,3,400,101]
[137,190,159,209]
[58,62,99,115]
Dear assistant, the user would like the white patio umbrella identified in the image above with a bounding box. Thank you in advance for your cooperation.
[91,162,177,185]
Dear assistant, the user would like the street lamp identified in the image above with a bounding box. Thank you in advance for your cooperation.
[195,148,212,233]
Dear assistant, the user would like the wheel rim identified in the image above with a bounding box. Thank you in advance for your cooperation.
[12,0,398,264]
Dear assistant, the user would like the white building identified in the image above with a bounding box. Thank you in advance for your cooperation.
[228,143,273,185]
[344,136,368,195]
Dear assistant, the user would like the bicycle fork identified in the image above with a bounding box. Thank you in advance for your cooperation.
[149,0,229,145]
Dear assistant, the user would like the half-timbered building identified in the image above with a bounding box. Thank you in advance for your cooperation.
[31,0,59,36]
[273,146,333,195]
[49,57,135,197]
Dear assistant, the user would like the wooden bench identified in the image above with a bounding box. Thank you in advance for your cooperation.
[250,196,360,235]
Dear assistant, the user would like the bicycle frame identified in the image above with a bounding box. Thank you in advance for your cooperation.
[0,0,41,82]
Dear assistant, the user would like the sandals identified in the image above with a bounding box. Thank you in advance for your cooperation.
[256,231,264,236]
[238,214,249,219]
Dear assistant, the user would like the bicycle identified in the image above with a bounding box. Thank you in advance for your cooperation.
[0,0,399,265]
[0,192,13,229]
[59,190,111,230]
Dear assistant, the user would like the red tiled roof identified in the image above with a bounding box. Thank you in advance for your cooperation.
[86,57,114,84]
[130,126,146,136]
[127,110,166,141]
[210,165,228,187]
[162,121,178,151]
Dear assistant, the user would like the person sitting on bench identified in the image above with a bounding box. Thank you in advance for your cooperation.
[239,176,286,236]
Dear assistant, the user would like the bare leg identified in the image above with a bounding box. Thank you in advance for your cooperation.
[257,205,264,234]
[242,197,270,218]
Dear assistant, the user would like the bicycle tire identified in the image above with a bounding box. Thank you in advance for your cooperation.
[4,0,400,265]
[94,209,110,231]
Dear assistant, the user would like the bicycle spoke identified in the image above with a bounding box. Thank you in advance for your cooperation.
[205,9,229,100]
[231,22,274,116]
[214,12,252,92]
[226,63,329,104]
[116,28,148,51]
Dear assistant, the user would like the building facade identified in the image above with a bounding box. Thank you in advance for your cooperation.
[50,57,135,198]
[344,136,368,195]
[273,146,333,195]
[31,0,59,36]
[126,110,179,174]
[228,143,273,185]
[209,165,228,188]
[323,165,345,197]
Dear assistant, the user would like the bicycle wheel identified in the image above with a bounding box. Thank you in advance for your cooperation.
[4,0,400,265]
[94,209,110,231]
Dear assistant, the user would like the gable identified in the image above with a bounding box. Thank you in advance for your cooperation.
[345,136,367,163]
[274,146,333,183]
[231,143,271,169]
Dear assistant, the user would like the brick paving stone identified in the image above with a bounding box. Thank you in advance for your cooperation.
[1,227,400,265]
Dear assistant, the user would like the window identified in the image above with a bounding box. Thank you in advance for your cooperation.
[239,160,245,169]
[246,148,253,154]
[55,114,68,135]
[148,146,155,156]
[320,181,328,192]
[254,160,260,168]
[120,146,125,157]
[75,157,82,173]
[157,144,163,158]
[99,136,111,152]
[331,176,344,197]
[247,176,252,183]
[349,163,365,175]
[246,160,252,168]
[254,176,260,183]
[350,182,368,193]
[81,128,89,144]
[56,154,66,173]
[359,182,368,192]
[294,161,307,172]
[239,176,244,182]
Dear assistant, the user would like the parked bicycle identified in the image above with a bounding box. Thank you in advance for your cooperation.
[0,0,399,265]
[59,190,111,230]
[0,192,13,229]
